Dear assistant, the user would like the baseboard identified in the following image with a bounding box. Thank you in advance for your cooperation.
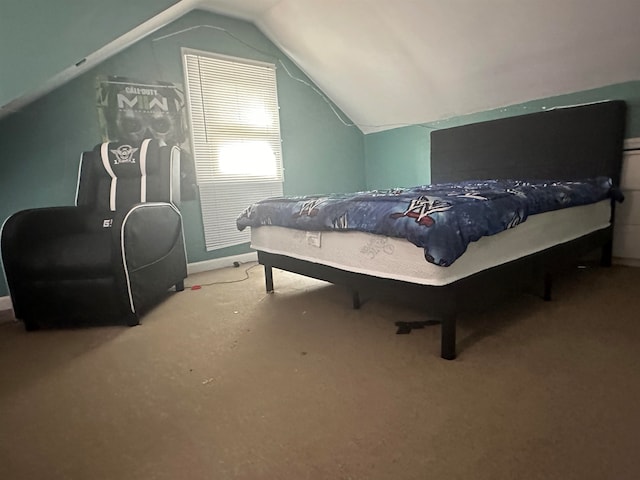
[187,251,258,275]
[613,256,640,268]
[624,137,640,151]
[0,295,13,312]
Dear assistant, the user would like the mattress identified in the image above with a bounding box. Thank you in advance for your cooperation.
[238,178,613,267]
[250,200,611,286]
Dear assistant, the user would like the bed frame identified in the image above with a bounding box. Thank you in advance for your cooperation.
[257,100,627,360]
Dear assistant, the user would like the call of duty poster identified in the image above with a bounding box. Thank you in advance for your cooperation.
[96,75,196,199]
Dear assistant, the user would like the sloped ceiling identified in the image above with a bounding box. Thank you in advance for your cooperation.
[3,0,640,133]
[213,0,640,133]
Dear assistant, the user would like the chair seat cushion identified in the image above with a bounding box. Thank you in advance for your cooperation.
[22,231,113,279]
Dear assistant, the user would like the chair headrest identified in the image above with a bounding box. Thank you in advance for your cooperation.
[96,139,161,178]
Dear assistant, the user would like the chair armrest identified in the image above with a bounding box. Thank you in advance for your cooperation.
[116,202,185,272]
[2,206,91,253]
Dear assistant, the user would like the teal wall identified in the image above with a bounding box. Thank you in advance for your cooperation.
[0,10,365,297]
[364,126,430,190]
[365,81,640,189]
[0,0,179,109]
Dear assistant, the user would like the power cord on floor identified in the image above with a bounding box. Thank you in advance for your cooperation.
[187,262,261,290]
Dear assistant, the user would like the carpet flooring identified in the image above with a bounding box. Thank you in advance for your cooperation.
[1,263,639,479]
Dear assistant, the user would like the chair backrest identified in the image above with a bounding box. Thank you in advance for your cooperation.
[76,139,181,212]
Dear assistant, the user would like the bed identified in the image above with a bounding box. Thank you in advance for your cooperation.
[237,100,627,360]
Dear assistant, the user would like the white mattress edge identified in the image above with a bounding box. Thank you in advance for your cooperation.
[251,200,611,286]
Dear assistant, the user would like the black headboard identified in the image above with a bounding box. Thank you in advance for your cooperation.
[430,100,627,185]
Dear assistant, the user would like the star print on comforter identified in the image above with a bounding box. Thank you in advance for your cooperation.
[236,177,615,267]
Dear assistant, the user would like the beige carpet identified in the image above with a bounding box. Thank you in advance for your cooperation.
[1,264,639,480]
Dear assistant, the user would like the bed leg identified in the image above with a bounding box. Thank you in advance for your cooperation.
[440,316,457,360]
[351,290,361,310]
[264,264,274,293]
[543,272,552,301]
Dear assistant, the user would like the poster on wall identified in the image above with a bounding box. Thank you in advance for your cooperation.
[96,75,196,200]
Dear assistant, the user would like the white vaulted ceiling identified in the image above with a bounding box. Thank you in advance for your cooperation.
[205,0,640,133]
[3,0,640,133]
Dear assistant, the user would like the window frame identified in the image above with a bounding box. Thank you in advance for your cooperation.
[182,48,284,251]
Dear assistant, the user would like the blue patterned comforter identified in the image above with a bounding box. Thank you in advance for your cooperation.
[237,177,614,267]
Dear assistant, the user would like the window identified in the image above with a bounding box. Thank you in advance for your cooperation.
[183,49,283,250]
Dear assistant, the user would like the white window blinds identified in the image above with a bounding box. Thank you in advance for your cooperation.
[183,49,284,251]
